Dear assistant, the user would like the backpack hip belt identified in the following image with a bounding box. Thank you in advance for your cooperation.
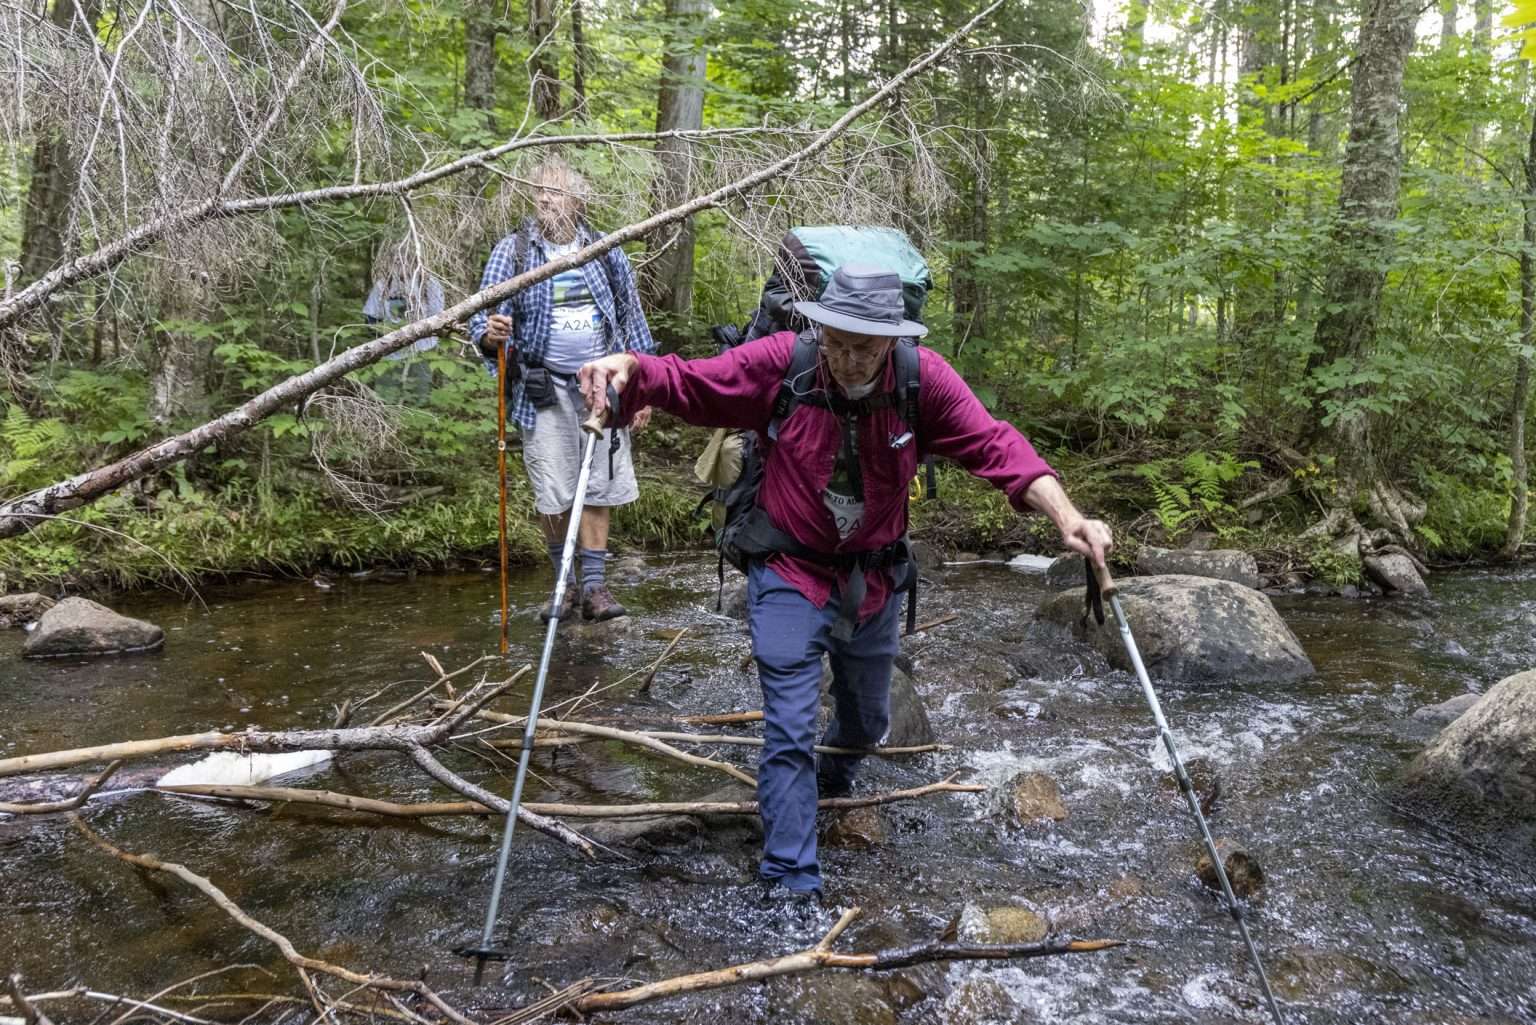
[732,506,916,642]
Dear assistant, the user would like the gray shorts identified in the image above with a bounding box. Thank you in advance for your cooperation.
[522,376,638,515]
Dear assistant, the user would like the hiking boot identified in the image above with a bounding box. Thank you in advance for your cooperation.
[539,584,578,624]
[581,584,627,622]
[759,881,823,910]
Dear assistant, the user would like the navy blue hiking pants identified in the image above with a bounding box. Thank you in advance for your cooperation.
[747,561,902,893]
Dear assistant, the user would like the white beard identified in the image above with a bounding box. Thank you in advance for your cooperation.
[842,380,878,399]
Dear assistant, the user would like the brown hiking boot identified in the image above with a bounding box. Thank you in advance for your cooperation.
[581,584,627,621]
[539,583,578,623]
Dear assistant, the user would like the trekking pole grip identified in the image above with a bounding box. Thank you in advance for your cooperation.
[1092,558,1118,598]
[582,384,622,435]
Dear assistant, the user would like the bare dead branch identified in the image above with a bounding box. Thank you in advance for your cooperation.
[158,776,984,819]
[0,0,1005,538]
[72,819,478,1025]
[0,760,121,815]
[6,974,57,1025]
[402,743,596,857]
[566,905,1121,1014]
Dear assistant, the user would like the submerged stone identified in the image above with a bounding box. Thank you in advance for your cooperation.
[1006,771,1068,823]
[1194,838,1265,899]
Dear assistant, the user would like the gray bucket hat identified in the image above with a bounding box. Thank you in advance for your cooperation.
[794,263,928,338]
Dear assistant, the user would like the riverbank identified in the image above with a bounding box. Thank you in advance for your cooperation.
[0,416,1522,596]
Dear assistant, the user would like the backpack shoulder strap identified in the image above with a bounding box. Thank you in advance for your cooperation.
[513,218,536,275]
[894,338,921,441]
[767,331,821,442]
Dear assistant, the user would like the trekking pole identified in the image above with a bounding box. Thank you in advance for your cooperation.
[495,344,510,655]
[1086,560,1285,1025]
[456,388,617,986]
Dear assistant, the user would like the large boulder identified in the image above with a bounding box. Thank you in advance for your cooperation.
[0,592,54,627]
[22,597,163,658]
[579,783,759,848]
[1411,693,1482,726]
[1364,553,1429,596]
[1044,553,1085,591]
[1036,575,1314,686]
[819,661,934,747]
[1399,670,1536,837]
[1135,546,1261,590]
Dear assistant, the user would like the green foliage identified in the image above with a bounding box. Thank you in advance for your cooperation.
[1133,450,1258,536]
[1304,537,1364,589]
[0,404,70,493]
[2,0,1532,592]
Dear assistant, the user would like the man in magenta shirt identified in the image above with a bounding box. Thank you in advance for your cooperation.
[580,265,1112,904]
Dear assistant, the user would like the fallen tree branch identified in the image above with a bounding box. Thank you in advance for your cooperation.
[403,744,595,857]
[0,674,523,777]
[0,669,593,856]
[484,731,949,757]
[0,0,1006,540]
[0,127,783,333]
[0,760,122,815]
[447,709,757,787]
[637,627,687,694]
[158,776,984,819]
[5,975,56,1025]
[367,654,498,726]
[566,905,1121,1014]
[72,819,477,1025]
[678,710,764,726]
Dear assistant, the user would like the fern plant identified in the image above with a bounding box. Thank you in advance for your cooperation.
[1134,450,1258,535]
[0,403,70,494]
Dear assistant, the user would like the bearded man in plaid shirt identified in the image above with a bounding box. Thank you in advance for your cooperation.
[468,158,656,622]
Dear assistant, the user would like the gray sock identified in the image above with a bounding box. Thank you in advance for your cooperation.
[547,541,565,575]
[580,548,607,593]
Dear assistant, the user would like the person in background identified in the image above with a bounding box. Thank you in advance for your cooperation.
[467,157,656,622]
[362,238,444,406]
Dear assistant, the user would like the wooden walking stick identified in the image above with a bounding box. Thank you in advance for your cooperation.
[495,342,510,654]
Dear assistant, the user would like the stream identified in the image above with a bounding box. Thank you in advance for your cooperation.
[3,556,1535,1024]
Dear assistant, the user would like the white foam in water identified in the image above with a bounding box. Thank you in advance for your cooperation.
[157,750,333,788]
[1181,972,1237,1011]
[1145,701,1305,773]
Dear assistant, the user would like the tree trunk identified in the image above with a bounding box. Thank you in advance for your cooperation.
[1473,0,1491,48]
[1305,0,1419,543]
[1122,0,1149,65]
[528,0,561,121]
[464,0,499,131]
[570,0,591,120]
[19,0,103,284]
[641,0,710,353]
[1503,104,1536,560]
[149,274,212,424]
[1439,0,1458,50]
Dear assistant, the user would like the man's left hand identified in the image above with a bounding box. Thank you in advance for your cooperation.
[631,406,653,432]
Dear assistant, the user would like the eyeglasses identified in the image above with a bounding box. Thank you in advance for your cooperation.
[819,328,892,364]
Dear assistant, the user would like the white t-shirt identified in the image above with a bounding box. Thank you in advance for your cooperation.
[820,380,880,539]
[542,239,606,374]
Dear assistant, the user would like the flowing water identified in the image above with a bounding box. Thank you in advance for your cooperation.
[3,557,1535,1024]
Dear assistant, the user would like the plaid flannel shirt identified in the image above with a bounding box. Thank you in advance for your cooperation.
[468,224,656,430]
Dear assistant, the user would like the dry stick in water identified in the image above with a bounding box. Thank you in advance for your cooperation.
[160,776,984,819]
[0,672,596,856]
[678,710,764,726]
[367,654,499,726]
[0,760,122,815]
[443,707,757,787]
[6,975,57,1025]
[71,819,476,1025]
[637,627,687,694]
[565,907,1122,1014]
[484,732,948,757]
